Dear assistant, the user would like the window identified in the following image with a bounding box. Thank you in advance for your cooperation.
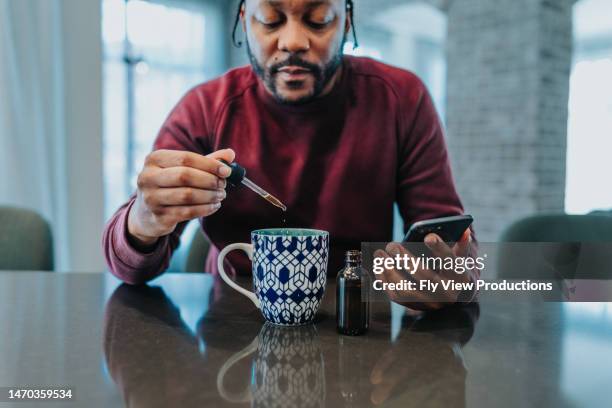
[566,0,612,214]
[357,2,447,122]
[102,0,208,217]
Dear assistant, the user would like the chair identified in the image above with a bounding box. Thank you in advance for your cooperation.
[0,206,53,271]
[497,214,612,280]
[589,209,612,217]
[500,214,612,242]
[183,229,210,273]
[167,221,210,273]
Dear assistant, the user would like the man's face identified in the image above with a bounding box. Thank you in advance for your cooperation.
[242,0,349,105]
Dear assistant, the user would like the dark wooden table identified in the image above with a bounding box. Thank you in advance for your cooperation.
[0,271,611,407]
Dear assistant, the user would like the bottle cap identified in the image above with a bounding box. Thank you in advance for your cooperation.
[345,250,361,264]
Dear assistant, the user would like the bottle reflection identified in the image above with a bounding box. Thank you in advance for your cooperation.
[337,335,370,405]
[218,323,326,408]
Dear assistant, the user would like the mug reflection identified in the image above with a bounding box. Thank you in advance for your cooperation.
[218,323,325,408]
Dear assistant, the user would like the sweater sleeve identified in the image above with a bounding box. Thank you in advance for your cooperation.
[396,81,464,226]
[396,79,481,292]
[102,87,211,284]
[102,198,187,284]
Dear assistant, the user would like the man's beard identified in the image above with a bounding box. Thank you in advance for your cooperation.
[247,38,345,106]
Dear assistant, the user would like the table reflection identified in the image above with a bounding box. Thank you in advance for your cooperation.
[103,280,479,407]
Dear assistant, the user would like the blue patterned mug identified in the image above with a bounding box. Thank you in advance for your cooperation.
[217,228,329,325]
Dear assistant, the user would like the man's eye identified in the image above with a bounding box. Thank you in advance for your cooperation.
[263,21,283,28]
[258,17,283,29]
[307,21,329,29]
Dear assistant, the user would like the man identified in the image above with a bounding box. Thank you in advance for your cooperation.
[103,0,476,309]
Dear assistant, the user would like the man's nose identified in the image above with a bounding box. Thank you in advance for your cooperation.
[277,21,310,53]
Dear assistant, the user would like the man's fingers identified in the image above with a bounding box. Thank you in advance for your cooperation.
[206,148,236,163]
[370,380,396,406]
[376,243,459,307]
[385,242,413,258]
[377,243,454,307]
[424,233,454,259]
[153,167,225,189]
[378,260,436,304]
[380,244,415,285]
[169,203,222,222]
[376,248,411,298]
[147,149,234,178]
[385,242,442,283]
[370,350,397,385]
[445,229,475,282]
[154,187,225,206]
[460,228,471,242]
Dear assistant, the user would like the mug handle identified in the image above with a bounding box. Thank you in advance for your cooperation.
[217,243,260,308]
[216,335,258,402]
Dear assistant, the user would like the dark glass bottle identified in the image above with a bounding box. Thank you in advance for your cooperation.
[336,250,369,335]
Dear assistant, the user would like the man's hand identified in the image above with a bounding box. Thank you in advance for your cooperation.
[127,149,235,249]
[374,229,473,311]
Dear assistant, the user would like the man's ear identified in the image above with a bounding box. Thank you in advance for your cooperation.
[240,2,247,33]
[344,11,351,36]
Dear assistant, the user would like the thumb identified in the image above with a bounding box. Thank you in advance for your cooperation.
[460,228,471,243]
[454,228,472,258]
[207,148,236,163]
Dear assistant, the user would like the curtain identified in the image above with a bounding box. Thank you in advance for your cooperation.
[0,0,69,269]
[0,0,104,271]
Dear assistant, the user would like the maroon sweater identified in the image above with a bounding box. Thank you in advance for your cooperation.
[103,56,465,284]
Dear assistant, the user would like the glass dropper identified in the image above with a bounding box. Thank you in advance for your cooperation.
[221,160,287,212]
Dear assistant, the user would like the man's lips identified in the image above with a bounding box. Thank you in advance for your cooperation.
[276,66,313,81]
[278,66,311,74]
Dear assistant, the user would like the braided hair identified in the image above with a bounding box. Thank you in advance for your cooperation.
[231,0,358,49]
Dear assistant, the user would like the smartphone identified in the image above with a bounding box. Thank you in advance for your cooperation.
[403,215,474,243]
